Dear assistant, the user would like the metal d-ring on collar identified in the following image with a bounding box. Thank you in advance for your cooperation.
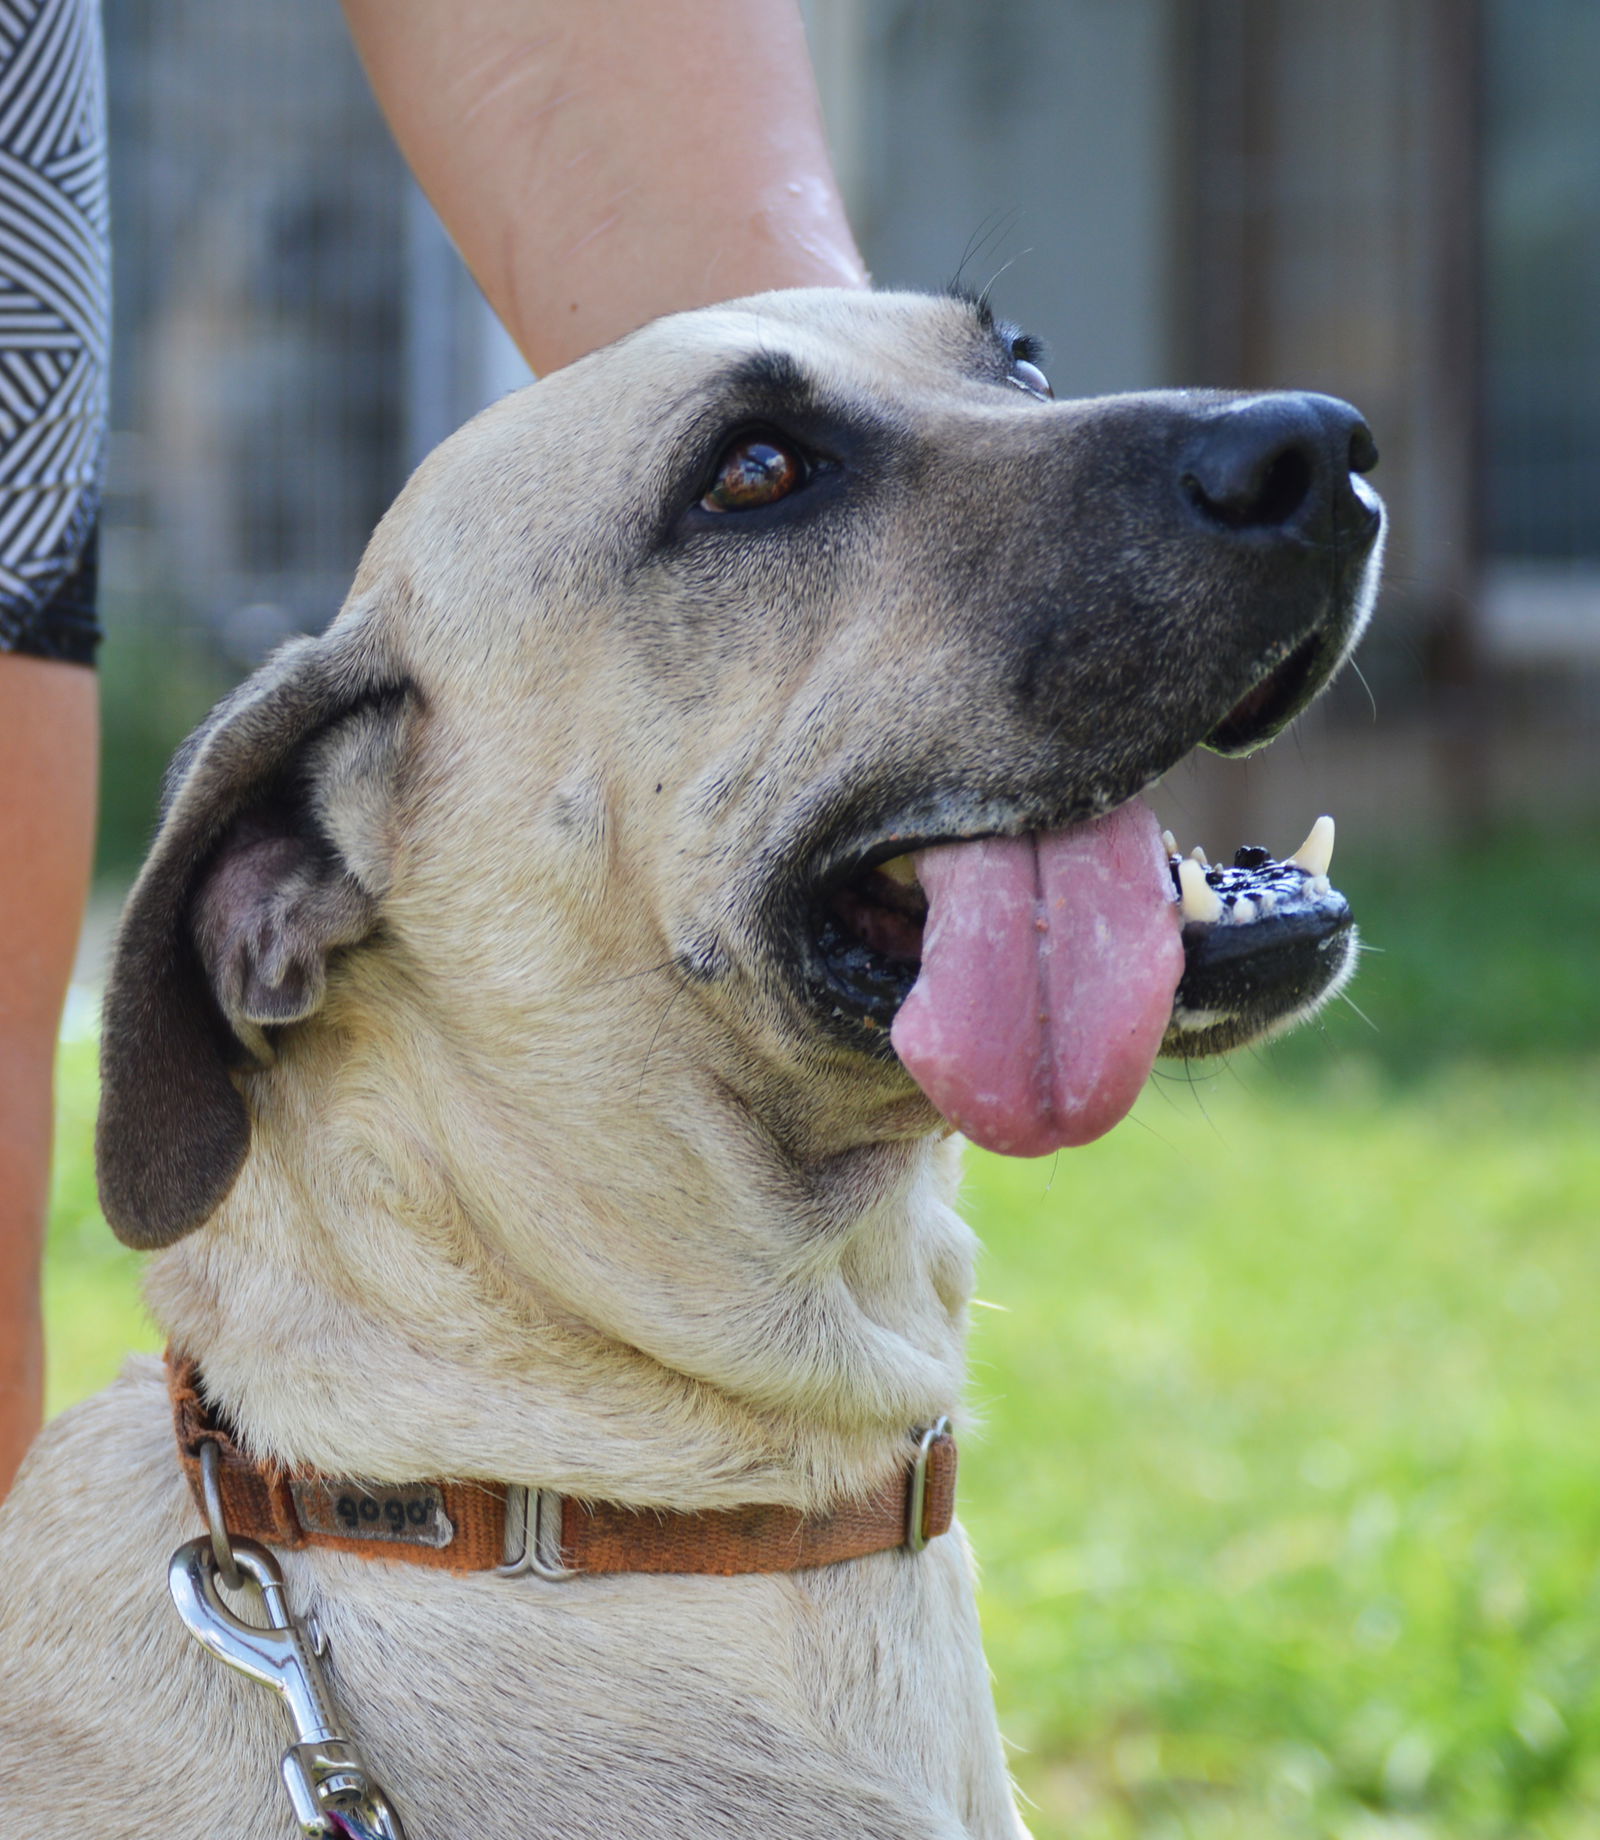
[905,1416,951,1554]
[496,1484,577,1581]
[198,1435,244,1591]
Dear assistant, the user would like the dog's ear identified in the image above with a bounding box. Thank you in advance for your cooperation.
[97,624,414,1249]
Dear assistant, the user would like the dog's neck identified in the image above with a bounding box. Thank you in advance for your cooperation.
[145,985,974,1515]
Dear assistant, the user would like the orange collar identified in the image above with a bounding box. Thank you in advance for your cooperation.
[169,1350,956,1577]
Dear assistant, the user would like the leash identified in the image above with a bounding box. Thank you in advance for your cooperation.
[164,1350,957,1835]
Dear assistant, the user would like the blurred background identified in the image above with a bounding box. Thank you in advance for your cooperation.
[49,3,1600,1837]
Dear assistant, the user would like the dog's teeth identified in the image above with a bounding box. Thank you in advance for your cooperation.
[1232,896,1258,924]
[1189,845,1209,867]
[1161,829,1178,857]
[1178,857,1224,923]
[1259,891,1279,915]
[879,854,920,887]
[1289,814,1335,878]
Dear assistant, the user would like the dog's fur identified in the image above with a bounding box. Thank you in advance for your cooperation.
[0,290,1381,1837]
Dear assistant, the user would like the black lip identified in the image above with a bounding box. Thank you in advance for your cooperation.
[797,827,949,1042]
[1202,629,1329,754]
[810,902,922,1032]
[1160,847,1356,1057]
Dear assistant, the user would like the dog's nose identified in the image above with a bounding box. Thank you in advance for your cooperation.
[1180,393,1379,544]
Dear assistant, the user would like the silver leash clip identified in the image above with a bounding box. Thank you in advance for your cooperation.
[169,1534,409,1838]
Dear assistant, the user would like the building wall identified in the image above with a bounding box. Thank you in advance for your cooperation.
[105,0,410,654]
[1182,1,1480,669]
[810,0,1180,399]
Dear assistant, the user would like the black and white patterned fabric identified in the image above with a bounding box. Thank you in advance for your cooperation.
[0,0,105,664]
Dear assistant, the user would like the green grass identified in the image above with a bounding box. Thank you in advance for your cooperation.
[45,1001,159,1413]
[962,1064,1600,1838]
[43,830,1600,1837]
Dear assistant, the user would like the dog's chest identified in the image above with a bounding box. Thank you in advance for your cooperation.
[284,1537,1019,1839]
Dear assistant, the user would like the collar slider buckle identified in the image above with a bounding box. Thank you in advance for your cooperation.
[905,1416,952,1554]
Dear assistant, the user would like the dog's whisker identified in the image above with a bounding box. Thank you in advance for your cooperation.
[948,208,1022,297]
[1338,990,1380,1034]
[634,974,691,1100]
[578,956,683,994]
[975,247,1032,314]
[1179,1055,1230,1143]
[1123,1107,1178,1153]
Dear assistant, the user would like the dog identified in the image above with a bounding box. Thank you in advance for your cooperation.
[0,288,1382,1837]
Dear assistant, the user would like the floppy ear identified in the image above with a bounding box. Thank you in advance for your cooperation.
[96,623,414,1249]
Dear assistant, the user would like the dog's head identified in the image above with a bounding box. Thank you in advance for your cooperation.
[99,289,1382,1249]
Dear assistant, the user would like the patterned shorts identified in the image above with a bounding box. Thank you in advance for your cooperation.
[0,0,106,666]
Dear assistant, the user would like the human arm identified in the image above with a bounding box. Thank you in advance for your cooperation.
[339,0,867,375]
[0,657,98,1492]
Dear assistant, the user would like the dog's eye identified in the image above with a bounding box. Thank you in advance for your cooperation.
[1009,359,1053,400]
[701,435,806,512]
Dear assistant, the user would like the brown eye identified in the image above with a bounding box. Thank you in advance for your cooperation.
[1010,359,1053,400]
[701,435,805,512]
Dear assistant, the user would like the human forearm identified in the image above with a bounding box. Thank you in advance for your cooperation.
[341,0,867,374]
[0,657,97,1492]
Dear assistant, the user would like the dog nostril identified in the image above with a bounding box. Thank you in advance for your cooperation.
[1182,392,1377,538]
[1182,439,1314,533]
[1348,421,1379,476]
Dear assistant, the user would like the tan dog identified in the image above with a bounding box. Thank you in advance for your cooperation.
[0,289,1382,1837]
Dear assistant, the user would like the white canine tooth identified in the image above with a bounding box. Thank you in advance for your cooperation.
[1232,896,1257,924]
[1289,814,1335,878]
[1189,845,1209,867]
[1178,857,1224,924]
[1161,829,1178,857]
[1259,891,1279,915]
[879,854,920,887]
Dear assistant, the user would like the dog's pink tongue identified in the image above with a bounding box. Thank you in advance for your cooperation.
[890,801,1182,1156]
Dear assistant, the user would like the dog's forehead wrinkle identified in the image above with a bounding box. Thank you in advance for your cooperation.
[706,347,814,406]
[624,291,1032,423]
